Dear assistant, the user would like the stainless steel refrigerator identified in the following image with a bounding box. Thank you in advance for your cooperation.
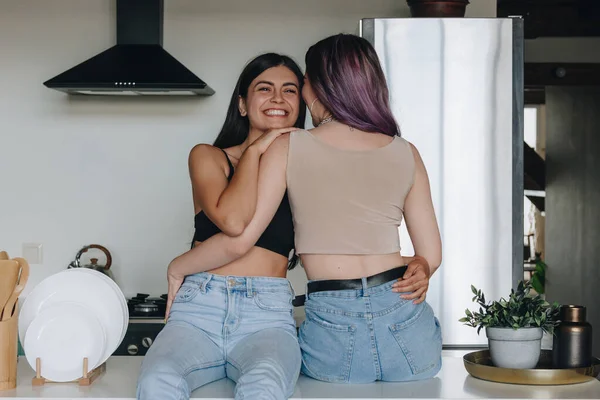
[360,17,524,348]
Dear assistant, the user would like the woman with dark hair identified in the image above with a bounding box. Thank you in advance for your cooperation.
[167,33,442,384]
[136,53,306,400]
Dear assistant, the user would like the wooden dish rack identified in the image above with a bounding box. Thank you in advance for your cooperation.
[32,357,106,386]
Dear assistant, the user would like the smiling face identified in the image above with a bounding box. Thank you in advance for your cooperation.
[239,65,301,132]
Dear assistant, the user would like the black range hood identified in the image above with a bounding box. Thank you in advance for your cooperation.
[44,0,215,96]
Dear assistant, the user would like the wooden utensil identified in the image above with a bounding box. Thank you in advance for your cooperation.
[0,256,24,391]
[0,302,19,390]
[0,251,8,260]
[1,258,29,321]
[0,261,20,319]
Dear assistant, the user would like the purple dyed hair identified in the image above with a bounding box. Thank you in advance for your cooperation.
[305,34,400,137]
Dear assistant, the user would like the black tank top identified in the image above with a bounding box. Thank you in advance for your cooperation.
[192,149,295,258]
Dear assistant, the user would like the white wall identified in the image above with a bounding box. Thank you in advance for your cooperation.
[0,0,496,299]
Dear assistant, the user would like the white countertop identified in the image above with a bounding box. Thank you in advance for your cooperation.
[1,351,599,399]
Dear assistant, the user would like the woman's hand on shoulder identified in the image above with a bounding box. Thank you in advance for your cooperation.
[248,127,299,155]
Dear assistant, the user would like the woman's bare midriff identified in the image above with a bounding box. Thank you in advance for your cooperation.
[193,241,288,278]
[301,253,406,281]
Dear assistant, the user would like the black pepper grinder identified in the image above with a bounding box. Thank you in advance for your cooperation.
[552,305,593,368]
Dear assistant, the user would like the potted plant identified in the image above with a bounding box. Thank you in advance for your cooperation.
[460,280,560,369]
[407,0,470,18]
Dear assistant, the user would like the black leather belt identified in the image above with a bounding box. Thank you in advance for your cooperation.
[306,265,408,295]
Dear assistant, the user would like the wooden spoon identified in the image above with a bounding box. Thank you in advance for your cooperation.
[0,251,8,260]
[1,258,30,321]
[0,260,20,317]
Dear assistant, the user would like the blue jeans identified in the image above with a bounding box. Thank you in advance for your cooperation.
[298,277,442,383]
[137,273,301,400]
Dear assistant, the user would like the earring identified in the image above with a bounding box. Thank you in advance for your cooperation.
[309,98,318,114]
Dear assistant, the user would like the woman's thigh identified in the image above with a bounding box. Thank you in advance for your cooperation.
[227,328,301,398]
[138,321,226,396]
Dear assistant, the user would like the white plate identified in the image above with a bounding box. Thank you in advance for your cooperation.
[74,268,129,346]
[19,269,125,364]
[23,302,106,382]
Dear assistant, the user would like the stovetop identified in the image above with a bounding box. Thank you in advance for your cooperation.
[127,293,167,319]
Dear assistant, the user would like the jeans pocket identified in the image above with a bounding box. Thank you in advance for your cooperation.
[388,303,442,376]
[253,291,293,312]
[173,281,201,304]
[299,311,356,383]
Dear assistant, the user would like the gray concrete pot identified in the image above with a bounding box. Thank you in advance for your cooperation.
[486,327,543,369]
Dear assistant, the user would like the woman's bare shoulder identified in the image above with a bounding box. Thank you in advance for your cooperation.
[187,144,232,181]
[188,143,228,166]
[189,143,221,160]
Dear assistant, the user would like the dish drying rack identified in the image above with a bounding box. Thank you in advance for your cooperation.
[32,358,106,386]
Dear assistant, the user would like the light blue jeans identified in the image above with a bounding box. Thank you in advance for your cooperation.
[298,277,442,383]
[136,273,301,400]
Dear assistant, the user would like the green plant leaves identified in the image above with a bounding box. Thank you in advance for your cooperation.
[459,280,561,334]
[530,258,547,294]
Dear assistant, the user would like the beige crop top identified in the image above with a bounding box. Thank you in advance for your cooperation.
[286,130,416,255]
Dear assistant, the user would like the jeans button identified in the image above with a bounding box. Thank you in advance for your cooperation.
[228,278,236,286]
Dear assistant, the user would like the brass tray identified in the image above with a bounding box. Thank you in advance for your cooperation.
[463,350,600,385]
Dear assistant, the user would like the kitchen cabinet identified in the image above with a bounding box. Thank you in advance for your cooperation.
[498,0,600,39]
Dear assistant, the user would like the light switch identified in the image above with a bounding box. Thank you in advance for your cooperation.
[22,243,43,264]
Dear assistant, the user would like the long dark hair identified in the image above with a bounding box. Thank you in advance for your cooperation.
[213,53,307,149]
[213,53,305,270]
[305,34,400,137]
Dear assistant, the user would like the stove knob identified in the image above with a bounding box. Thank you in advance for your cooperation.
[142,337,153,348]
[127,344,139,355]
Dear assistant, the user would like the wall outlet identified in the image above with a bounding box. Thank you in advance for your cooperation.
[22,243,43,264]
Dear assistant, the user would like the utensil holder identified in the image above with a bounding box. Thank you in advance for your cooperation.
[0,303,19,390]
[32,357,106,387]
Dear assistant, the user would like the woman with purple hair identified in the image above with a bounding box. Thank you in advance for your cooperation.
[168,33,442,384]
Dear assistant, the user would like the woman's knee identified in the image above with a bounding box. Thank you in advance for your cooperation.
[235,361,296,399]
[137,361,188,400]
